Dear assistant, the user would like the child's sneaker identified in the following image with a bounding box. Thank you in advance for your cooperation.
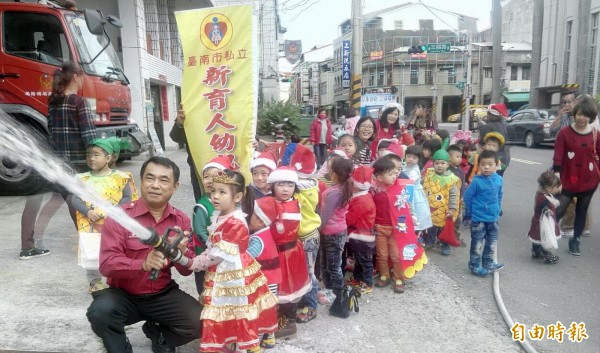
[392,280,405,294]
[347,278,361,287]
[317,290,333,305]
[359,282,373,294]
[296,308,317,323]
[543,252,559,264]
[19,247,50,260]
[485,263,504,272]
[344,258,355,272]
[374,275,390,288]
[89,280,108,294]
[247,345,262,353]
[470,267,489,277]
[440,243,451,255]
[260,333,276,349]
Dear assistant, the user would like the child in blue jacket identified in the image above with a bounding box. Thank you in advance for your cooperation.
[463,150,504,277]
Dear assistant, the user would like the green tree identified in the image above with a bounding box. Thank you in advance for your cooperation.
[257,100,301,137]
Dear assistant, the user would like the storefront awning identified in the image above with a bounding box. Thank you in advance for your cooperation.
[502,91,530,103]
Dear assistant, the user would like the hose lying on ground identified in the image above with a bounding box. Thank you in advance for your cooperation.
[493,259,538,353]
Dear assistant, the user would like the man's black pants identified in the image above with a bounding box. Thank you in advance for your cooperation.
[87,281,202,353]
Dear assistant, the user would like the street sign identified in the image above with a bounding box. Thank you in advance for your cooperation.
[427,43,451,53]
[455,81,465,90]
[342,40,351,88]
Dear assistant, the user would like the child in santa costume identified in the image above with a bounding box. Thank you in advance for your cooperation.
[287,144,321,323]
[242,151,278,218]
[346,165,377,293]
[371,157,406,293]
[246,197,283,349]
[255,167,311,339]
[192,155,234,296]
[191,170,278,353]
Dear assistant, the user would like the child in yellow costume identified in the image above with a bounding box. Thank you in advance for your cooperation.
[423,149,460,255]
[71,137,138,292]
[107,137,139,201]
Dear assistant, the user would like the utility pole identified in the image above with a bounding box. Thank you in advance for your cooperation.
[350,0,362,108]
[576,0,591,92]
[491,0,503,103]
[529,0,543,108]
[462,33,473,131]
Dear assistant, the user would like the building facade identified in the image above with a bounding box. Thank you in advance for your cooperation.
[75,0,283,150]
[536,0,600,107]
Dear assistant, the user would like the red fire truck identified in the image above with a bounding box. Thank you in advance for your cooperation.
[0,0,150,195]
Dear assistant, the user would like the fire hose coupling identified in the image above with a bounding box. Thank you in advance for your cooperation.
[141,227,191,280]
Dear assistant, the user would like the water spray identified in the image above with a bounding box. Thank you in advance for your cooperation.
[0,113,151,239]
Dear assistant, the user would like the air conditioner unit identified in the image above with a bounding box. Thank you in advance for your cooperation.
[302,88,310,95]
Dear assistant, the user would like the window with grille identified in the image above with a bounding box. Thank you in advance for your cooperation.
[522,65,531,80]
[448,69,456,84]
[589,13,599,94]
[378,71,384,86]
[510,66,518,80]
[410,68,418,84]
[425,70,433,85]
[563,20,573,84]
[484,68,492,78]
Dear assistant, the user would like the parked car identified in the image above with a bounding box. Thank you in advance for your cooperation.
[448,106,487,122]
[506,109,559,148]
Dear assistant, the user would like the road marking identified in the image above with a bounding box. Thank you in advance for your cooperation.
[512,158,541,165]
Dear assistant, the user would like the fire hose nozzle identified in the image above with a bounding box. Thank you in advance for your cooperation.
[140,227,190,281]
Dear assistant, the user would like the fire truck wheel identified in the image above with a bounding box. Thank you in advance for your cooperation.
[0,157,46,196]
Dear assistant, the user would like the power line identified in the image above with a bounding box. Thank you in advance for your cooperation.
[282,0,311,12]
[417,0,459,32]
[286,0,322,22]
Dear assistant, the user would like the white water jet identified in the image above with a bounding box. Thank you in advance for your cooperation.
[0,113,151,241]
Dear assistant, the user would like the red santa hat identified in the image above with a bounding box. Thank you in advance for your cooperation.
[253,197,277,226]
[399,130,415,146]
[487,103,509,118]
[203,155,234,172]
[267,166,299,184]
[250,151,277,171]
[381,142,404,159]
[351,165,373,191]
[290,144,317,178]
[330,147,349,159]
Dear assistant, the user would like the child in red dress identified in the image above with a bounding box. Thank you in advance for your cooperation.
[255,166,311,339]
[191,170,277,353]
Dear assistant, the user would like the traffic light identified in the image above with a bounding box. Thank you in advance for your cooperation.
[408,45,427,54]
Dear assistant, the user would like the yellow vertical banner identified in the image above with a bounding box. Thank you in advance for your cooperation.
[176,5,257,184]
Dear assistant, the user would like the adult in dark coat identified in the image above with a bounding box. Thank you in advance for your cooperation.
[478,104,511,176]
[169,104,202,201]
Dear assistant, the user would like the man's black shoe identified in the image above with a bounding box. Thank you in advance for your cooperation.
[142,321,176,353]
[569,238,581,256]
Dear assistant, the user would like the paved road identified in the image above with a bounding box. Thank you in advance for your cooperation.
[1,135,597,352]
[432,142,600,353]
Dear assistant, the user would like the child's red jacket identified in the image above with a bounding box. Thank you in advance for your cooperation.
[346,190,376,242]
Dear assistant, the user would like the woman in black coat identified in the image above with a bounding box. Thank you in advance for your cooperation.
[478,105,511,176]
